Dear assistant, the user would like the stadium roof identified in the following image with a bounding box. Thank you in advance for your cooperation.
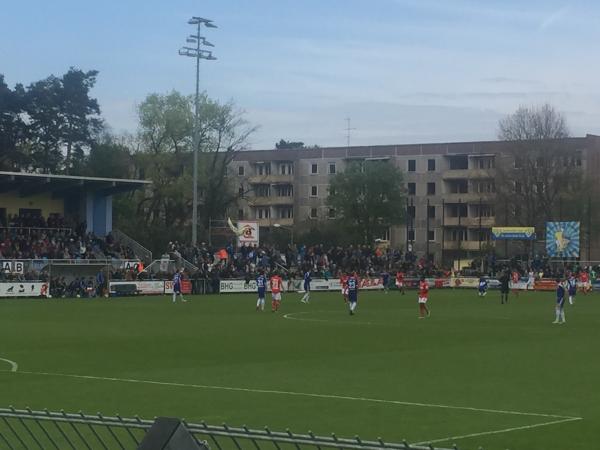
[0,171,151,198]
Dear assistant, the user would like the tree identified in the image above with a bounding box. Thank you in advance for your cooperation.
[0,75,28,170]
[275,139,304,149]
[86,134,133,179]
[327,160,406,244]
[25,75,64,173]
[495,104,582,232]
[115,91,255,250]
[58,68,103,173]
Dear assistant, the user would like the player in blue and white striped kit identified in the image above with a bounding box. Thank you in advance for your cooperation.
[300,270,311,304]
[567,274,577,305]
[478,277,488,297]
[256,272,267,311]
[347,273,359,315]
[553,279,566,324]
[172,270,186,303]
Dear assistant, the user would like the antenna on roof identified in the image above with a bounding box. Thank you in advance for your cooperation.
[344,117,356,150]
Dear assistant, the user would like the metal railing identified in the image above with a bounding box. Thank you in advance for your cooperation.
[0,407,457,450]
[112,229,153,264]
[0,226,73,234]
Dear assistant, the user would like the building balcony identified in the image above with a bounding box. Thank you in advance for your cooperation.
[443,241,492,251]
[442,193,495,203]
[248,174,294,184]
[248,196,294,206]
[443,216,495,227]
[442,169,495,180]
[255,218,294,227]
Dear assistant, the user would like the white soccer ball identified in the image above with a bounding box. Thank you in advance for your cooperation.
[47,295,52,299]
[76,294,81,298]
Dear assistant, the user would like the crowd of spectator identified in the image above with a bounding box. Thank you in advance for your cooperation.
[1,212,69,229]
[0,213,136,260]
[165,240,451,284]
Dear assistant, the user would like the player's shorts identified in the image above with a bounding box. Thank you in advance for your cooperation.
[304,283,310,292]
[342,288,348,296]
[173,285,181,294]
[584,282,591,290]
[418,296,428,304]
[396,281,404,288]
[348,294,357,304]
[258,289,266,299]
[556,297,565,308]
[272,292,282,301]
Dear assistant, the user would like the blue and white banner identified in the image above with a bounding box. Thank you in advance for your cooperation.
[546,222,580,258]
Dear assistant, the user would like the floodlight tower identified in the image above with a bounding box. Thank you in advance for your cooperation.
[179,16,217,245]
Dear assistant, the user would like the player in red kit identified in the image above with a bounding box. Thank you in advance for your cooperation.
[340,273,349,303]
[270,273,283,312]
[579,270,590,294]
[395,270,405,295]
[511,270,520,297]
[418,276,430,318]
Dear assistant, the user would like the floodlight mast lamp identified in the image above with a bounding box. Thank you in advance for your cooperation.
[179,16,217,245]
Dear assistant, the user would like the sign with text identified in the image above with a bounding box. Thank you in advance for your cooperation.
[237,221,260,246]
[1,261,25,274]
[492,227,536,240]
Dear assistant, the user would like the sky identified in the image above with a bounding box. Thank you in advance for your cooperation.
[1,0,599,149]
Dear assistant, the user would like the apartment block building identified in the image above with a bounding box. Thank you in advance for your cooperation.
[229,134,600,264]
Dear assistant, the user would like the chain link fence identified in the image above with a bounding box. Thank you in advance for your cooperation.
[0,407,458,450]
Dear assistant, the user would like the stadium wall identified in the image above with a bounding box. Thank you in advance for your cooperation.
[0,192,64,217]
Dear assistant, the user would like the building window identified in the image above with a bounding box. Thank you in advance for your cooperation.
[279,163,294,175]
[407,205,416,218]
[477,204,495,217]
[310,208,318,219]
[276,184,293,197]
[427,182,436,195]
[328,163,336,174]
[450,228,468,241]
[428,205,435,219]
[238,209,244,220]
[514,157,523,169]
[328,208,336,219]
[476,157,495,169]
[428,159,436,171]
[238,166,245,176]
[256,208,270,219]
[428,230,435,241]
[279,207,293,219]
[449,155,468,170]
[408,229,415,241]
[257,163,271,176]
[514,181,522,194]
[310,186,318,197]
[311,163,318,174]
[408,160,416,172]
[255,185,270,197]
[407,183,416,195]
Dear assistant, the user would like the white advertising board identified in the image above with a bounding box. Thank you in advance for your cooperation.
[237,221,260,246]
[0,282,49,297]
[109,281,165,295]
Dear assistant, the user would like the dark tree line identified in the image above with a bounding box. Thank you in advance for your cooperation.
[0,69,102,174]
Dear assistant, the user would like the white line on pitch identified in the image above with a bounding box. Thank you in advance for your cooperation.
[412,417,583,446]
[0,357,18,372]
[283,311,373,325]
[11,370,579,420]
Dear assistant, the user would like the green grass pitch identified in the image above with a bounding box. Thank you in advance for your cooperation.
[0,289,597,450]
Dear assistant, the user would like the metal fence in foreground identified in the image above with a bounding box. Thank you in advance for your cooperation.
[0,407,458,450]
